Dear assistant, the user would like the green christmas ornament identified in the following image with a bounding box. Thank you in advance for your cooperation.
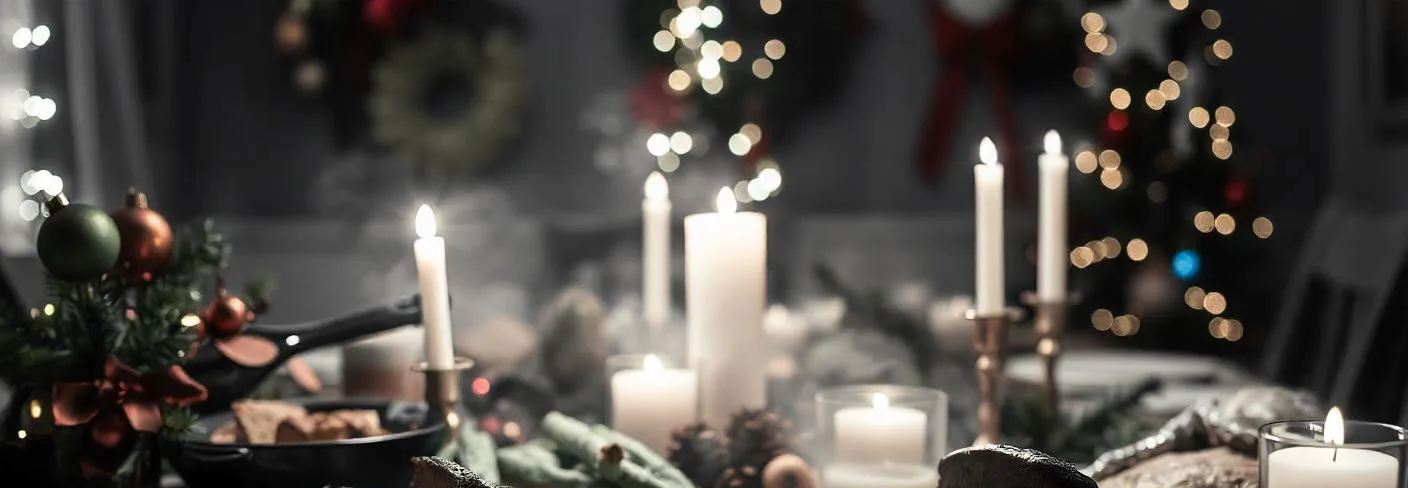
[37,194,122,282]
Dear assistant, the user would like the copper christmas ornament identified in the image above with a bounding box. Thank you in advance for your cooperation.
[110,190,174,283]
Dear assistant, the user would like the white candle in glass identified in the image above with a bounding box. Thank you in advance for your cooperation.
[610,354,699,453]
[413,205,455,370]
[642,172,672,334]
[822,464,939,488]
[1266,408,1399,488]
[1037,130,1068,302]
[685,188,767,427]
[833,393,928,465]
[974,137,1005,314]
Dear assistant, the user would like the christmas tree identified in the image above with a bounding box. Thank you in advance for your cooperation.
[1067,0,1272,352]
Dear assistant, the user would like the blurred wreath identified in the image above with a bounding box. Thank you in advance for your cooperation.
[369,28,526,174]
[623,0,869,163]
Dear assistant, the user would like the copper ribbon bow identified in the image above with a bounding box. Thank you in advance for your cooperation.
[917,6,1026,200]
[51,357,208,452]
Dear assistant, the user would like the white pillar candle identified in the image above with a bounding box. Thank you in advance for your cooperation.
[833,393,928,465]
[642,172,672,334]
[1037,130,1068,302]
[1266,408,1399,488]
[685,188,767,427]
[822,464,939,488]
[610,354,699,453]
[413,205,455,370]
[974,137,1005,314]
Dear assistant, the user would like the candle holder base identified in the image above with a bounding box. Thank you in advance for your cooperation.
[412,357,475,450]
[964,307,1022,447]
[1020,292,1073,417]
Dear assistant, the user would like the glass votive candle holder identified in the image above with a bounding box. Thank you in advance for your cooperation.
[816,384,947,488]
[605,353,698,453]
[1260,412,1408,488]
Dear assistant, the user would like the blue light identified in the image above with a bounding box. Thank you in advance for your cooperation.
[1172,249,1201,280]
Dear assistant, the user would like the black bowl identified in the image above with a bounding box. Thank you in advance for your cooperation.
[164,398,448,488]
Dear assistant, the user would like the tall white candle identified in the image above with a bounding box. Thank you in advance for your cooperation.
[833,393,928,465]
[685,188,767,427]
[974,137,1005,314]
[610,354,699,453]
[1266,408,1399,488]
[413,205,455,370]
[642,172,672,334]
[822,464,939,488]
[1037,131,1068,302]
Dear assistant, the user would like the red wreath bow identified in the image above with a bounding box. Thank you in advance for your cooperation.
[918,5,1026,200]
[51,357,208,451]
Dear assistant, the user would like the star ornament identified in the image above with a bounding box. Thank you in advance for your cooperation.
[1098,0,1179,68]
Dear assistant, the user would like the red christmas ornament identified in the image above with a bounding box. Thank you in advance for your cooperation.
[1224,178,1247,207]
[627,70,687,130]
[204,291,252,339]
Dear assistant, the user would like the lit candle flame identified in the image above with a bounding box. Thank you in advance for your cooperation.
[415,204,438,239]
[715,187,737,214]
[872,393,889,410]
[645,171,669,201]
[1325,406,1345,446]
[1043,130,1062,156]
[643,354,663,371]
[979,137,999,166]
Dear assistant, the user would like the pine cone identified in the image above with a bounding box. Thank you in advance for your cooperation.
[720,409,794,488]
[667,422,729,488]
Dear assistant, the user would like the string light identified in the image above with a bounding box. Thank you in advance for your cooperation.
[668,69,691,91]
[1186,287,1207,310]
[701,76,723,94]
[1211,39,1233,60]
[658,153,681,172]
[1071,246,1096,268]
[1127,238,1149,261]
[1098,149,1121,170]
[697,58,721,79]
[1074,150,1098,173]
[740,123,763,143]
[1100,237,1122,259]
[1092,309,1114,330]
[1100,168,1124,189]
[669,131,694,154]
[1212,140,1233,159]
[1169,0,1189,10]
[646,133,671,156]
[701,6,723,28]
[1202,10,1222,30]
[1172,250,1201,279]
[1145,89,1167,110]
[1194,211,1215,233]
[764,39,786,60]
[1225,320,1244,341]
[1085,33,1109,53]
[1203,292,1227,315]
[1214,213,1236,235]
[1253,217,1274,238]
[1101,36,1119,56]
[1168,61,1188,81]
[653,31,676,52]
[1081,12,1106,33]
[1189,107,1210,128]
[1209,317,1227,338]
[1214,106,1236,126]
[760,0,781,15]
[700,40,723,60]
[1073,66,1095,87]
[752,58,774,79]
[1110,88,1131,110]
[728,133,753,155]
[721,41,742,62]
[1159,79,1181,100]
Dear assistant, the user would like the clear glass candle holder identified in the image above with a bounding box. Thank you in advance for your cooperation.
[815,384,947,488]
[604,353,698,453]
[1260,419,1408,488]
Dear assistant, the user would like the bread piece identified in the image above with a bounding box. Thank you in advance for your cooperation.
[329,409,386,437]
[231,400,308,445]
[209,423,240,444]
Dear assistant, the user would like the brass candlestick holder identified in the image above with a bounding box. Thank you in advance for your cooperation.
[412,356,475,450]
[965,307,1022,446]
[1023,293,1070,416]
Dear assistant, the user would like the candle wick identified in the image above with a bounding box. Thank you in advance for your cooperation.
[1333,447,1339,462]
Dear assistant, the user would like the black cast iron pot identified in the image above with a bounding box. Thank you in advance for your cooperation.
[164,397,447,488]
